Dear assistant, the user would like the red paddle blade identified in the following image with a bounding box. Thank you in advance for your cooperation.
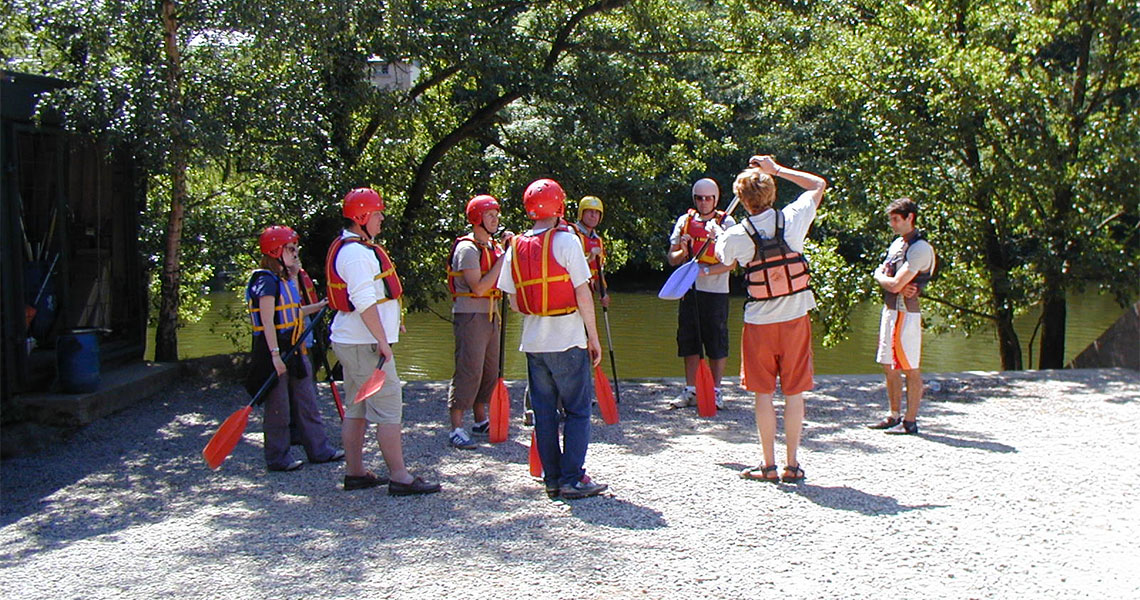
[202,405,253,469]
[593,365,619,425]
[528,430,543,477]
[354,358,386,404]
[489,379,510,443]
[695,359,717,418]
[330,380,345,421]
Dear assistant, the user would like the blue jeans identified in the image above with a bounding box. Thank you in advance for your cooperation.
[526,347,592,487]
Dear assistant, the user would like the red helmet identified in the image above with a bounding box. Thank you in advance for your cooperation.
[342,188,384,225]
[259,225,299,258]
[523,178,565,220]
[466,195,500,226]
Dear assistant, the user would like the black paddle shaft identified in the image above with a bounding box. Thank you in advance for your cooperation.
[596,264,621,404]
[249,306,330,409]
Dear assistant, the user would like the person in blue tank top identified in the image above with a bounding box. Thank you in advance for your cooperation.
[245,225,343,472]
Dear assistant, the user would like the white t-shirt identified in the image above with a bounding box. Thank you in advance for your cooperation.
[496,226,591,353]
[715,192,819,325]
[669,212,736,293]
[329,230,402,345]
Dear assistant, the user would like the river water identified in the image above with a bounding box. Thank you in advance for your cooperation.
[150,290,1127,381]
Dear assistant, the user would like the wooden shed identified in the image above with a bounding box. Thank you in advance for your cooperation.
[1,71,148,403]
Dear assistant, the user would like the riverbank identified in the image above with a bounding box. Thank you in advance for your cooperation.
[2,369,1138,599]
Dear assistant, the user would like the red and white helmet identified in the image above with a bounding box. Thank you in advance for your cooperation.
[342,188,384,225]
[259,225,299,258]
[522,178,565,220]
[465,195,500,226]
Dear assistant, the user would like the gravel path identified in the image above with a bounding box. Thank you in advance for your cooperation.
[2,368,1138,599]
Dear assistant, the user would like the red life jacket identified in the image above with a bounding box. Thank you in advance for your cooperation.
[573,223,605,283]
[681,209,727,264]
[297,268,319,305]
[509,227,578,316]
[446,235,503,301]
[742,211,811,302]
[324,235,403,312]
[882,229,936,312]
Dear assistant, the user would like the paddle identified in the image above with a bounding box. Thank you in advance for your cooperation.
[528,430,543,477]
[596,265,621,404]
[489,298,510,443]
[202,306,329,469]
[658,196,740,300]
[354,356,386,404]
[593,364,619,425]
[311,315,345,421]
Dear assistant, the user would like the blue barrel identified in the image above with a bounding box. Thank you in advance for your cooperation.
[57,328,101,393]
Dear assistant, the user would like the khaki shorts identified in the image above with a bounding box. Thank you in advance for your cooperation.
[740,314,814,396]
[333,341,402,424]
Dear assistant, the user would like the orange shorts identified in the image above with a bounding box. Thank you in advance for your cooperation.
[740,314,814,395]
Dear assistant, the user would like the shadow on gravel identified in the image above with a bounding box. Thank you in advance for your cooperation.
[917,431,1017,453]
[565,496,667,530]
[783,484,946,516]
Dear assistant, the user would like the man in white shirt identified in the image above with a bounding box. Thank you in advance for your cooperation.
[715,156,827,484]
[666,178,737,409]
[868,197,937,435]
[497,178,608,500]
[326,187,440,495]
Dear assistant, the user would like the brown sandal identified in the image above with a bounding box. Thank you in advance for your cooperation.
[781,465,805,483]
[740,464,780,483]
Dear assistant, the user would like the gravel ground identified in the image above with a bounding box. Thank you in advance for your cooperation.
[1,368,1138,600]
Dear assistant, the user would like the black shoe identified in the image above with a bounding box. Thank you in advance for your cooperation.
[268,459,303,472]
[867,416,902,430]
[312,449,345,464]
[388,476,441,496]
[885,420,919,435]
[344,471,389,491]
[559,478,608,500]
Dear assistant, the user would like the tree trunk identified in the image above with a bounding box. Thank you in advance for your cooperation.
[155,0,187,362]
[983,223,1023,371]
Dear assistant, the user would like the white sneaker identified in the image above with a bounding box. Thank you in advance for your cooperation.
[669,388,697,409]
[715,388,725,410]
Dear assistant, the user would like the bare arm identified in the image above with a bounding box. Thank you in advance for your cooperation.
[258,295,287,375]
[874,264,918,294]
[750,155,828,208]
[574,283,602,367]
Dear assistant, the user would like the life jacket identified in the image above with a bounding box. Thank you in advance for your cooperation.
[741,211,812,302]
[297,268,319,305]
[325,235,403,312]
[882,229,937,312]
[446,234,504,301]
[246,269,306,350]
[681,209,727,264]
[573,222,605,284]
[509,227,578,316]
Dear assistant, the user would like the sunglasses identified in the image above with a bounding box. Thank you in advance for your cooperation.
[693,195,716,201]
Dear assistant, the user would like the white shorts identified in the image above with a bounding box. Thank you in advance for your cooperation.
[876,306,922,370]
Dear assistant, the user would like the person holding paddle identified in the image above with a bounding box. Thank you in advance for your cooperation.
[496,178,609,500]
[572,195,610,309]
[714,156,827,484]
[326,188,440,495]
[445,195,513,450]
[245,225,343,472]
[666,178,736,410]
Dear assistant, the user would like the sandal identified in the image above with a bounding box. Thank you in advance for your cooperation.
[740,464,780,483]
[781,465,805,483]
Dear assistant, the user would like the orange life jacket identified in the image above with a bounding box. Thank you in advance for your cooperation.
[510,227,578,316]
[446,235,503,301]
[681,209,727,264]
[573,222,605,283]
[324,235,403,312]
[742,212,811,302]
[297,268,319,305]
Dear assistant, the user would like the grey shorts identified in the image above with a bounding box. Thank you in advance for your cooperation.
[332,341,402,424]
